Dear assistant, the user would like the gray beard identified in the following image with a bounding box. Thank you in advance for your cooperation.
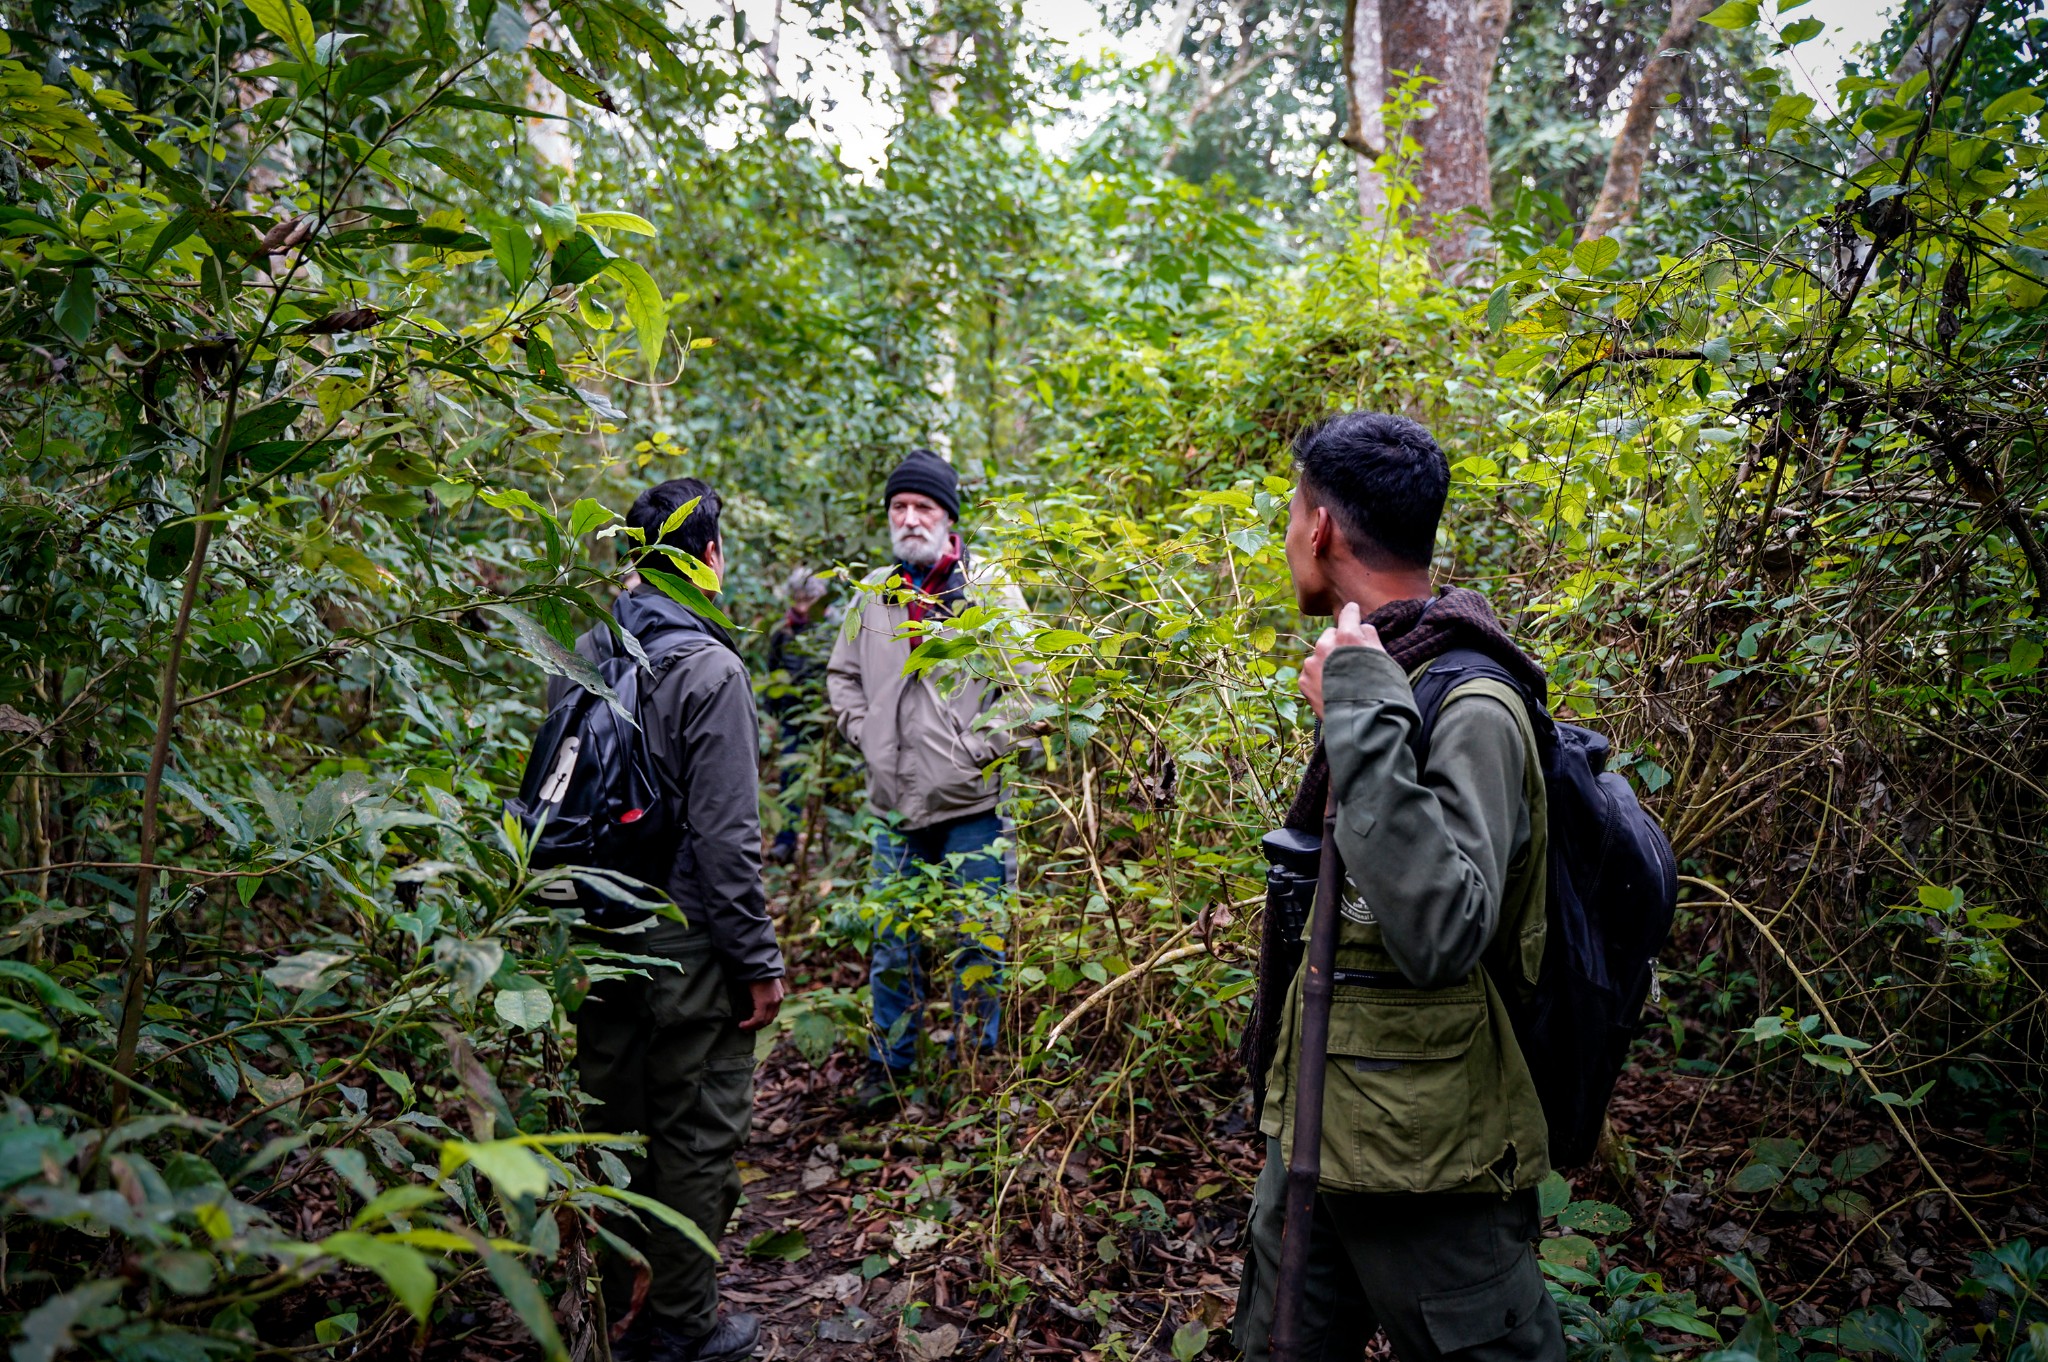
[892,526,945,567]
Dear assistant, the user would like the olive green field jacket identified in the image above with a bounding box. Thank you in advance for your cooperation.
[1259,646,1549,1196]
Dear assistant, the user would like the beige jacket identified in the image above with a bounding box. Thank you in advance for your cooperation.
[825,557,1034,830]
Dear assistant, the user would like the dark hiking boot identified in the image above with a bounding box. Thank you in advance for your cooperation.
[853,1059,910,1117]
[612,1314,653,1362]
[649,1313,761,1362]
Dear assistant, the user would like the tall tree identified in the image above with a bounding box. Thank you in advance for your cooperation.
[1383,0,1513,255]
[1581,0,1714,241]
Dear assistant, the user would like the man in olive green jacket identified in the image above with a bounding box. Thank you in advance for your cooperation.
[1233,413,1565,1362]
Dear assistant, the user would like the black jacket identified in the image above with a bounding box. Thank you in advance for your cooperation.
[546,585,784,980]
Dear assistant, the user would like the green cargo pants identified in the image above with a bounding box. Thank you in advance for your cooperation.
[1233,1139,1565,1362]
[576,949,756,1336]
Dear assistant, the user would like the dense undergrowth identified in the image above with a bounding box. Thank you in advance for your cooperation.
[0,0,2043,1359]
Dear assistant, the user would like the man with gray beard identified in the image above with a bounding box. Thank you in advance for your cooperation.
[826,449,1033,1113]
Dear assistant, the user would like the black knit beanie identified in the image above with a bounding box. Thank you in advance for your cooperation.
[883,448,960,520]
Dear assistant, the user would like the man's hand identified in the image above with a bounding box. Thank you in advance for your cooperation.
[1298,601,1385,719]
[739,976,786,1032]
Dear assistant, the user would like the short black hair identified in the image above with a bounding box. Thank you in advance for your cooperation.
[1293,412,1449,569]
[627,477,722,564]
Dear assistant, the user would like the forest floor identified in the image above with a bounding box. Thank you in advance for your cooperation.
[701,914,2048,1361]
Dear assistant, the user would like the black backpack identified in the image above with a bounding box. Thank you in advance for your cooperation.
[1409,648,1679,1169]
[509,626,710,926]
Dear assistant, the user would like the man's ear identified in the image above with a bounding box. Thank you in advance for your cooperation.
[1311,505,1334,558]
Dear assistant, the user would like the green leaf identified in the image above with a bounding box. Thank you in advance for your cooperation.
[567,497,615,537]
[638,567,736,630]
[1768,93,1817,139]
[488,224,535,292]
[549,230,613,287]
[492,978,553,1031]
[1702,335,1732,363]
[1172,1321,1210,1362]
[1778,16,1823,44]
[245,0,319,62]
[1870,1081,1934,1109]
[319,1232,436,1321]
[1537,1171,1571,1219]
[10,1280,125,1362]
[360,492,429,519]
[485,603,629,717]
[587,1184,721,1260]
[1750,1136,1806,1168]
[1822,1189,1877,1222]
[145,520,197,581]
[528,197,579,249]
[0,961,98,1016]
[1803,1052,1854,1074]
[479,1241,569,1362]
[1982,87,2042,123]
[745,1227,810,1262]
[1835,1138,1892,1179]
[1572,236,1619,274]
[352,1185,444,1228]
[443,1138,551,1201]
[531,48,611,108]
[581,210,657,236]
[1642,1309,1722,1341]
[1699,0,1759,27]
[1539,1235,1597,1270]
[1486,285,1511,334]
[1726,1162,1784,1193]
[605,258,668,371]
[1556,1200,1632,1235]
[53,270,95,345]
[1034,628,1093,651]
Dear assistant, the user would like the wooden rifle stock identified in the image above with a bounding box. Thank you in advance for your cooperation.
[1269,797,1341,1362]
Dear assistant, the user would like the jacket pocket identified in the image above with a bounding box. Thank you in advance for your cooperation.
[1321,986,1489,1190]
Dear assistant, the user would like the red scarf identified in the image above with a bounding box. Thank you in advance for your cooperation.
[903,534,963,623]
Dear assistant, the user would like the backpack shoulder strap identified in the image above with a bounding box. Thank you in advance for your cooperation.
[1405,648,1546,771]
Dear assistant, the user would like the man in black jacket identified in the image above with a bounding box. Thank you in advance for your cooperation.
[551,478,785,1362]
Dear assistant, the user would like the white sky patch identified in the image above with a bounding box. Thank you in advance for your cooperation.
[1779,0,1901,117]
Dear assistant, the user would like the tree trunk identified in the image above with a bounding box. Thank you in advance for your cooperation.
[1383,0,1513,258]
[1582,0,1715,242]
[1342,0,1386,222]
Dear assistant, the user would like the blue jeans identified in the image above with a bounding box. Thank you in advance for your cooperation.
[867,811,1009,1071]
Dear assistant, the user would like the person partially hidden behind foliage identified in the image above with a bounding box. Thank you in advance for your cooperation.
[1233,415,1565,1362]
[553,478,787,1362]
[764,568,834,865]
[826,449,1033,1113]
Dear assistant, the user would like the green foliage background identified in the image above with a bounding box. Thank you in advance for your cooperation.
[0,0,2041,1356]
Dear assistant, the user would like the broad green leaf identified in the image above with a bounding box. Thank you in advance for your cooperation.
[1778,16,1823,44]
[1822,1189,1877,1222]
[1983,87,2042,122]
[745,1227,809,1262]
[1699,0,1759,27]
[587,1184,721,1260]
[531,48,610,108]
[528,197,579,249]
[566,497,615,537]
[1835,1138,1892,1187]
[1642,1310,1721,1341]
[1537,1171,1571,1219]
[480,1242,569,1362]
[549,230,613,287]
[1539,1235,1596,1270]
[0,961,98,1016]
[488,224,535,292]
[580,211,656,236]
[1556,1200,1631,1235]
[442,1138,551,1201]
[52,270,94,344]
[245,0,318,62]
[493,978,553,1030]
[319,1232,435,1321]
[606,258,668,371]
[1750,1136,1806,1168]
[145,520,197,581]
[1725,1161,1783,1193]
[1572,236,1619,274]
[639,566,736,630]
[352,1184,444,1228]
